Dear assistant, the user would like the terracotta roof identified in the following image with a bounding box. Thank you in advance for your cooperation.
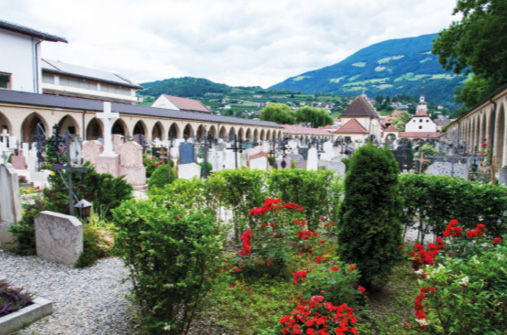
[384,125,399,132]
[398,132,443,139]
[415,108,429,117]
[341,95,380,118]
[0,19,67,43]
[333,119,368,134]
[283,124,334,136]
[162,95,210,113]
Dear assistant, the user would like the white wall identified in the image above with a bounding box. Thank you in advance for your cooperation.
[152,95,179,110]
[0,29,38,93]
[406,116,437,132]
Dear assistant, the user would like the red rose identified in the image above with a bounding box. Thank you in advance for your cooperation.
[493,237,501,244]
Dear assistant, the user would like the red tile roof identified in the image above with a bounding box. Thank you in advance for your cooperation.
[162,94,210,113]
[283,124,334,136]
[398,132,443,139]
[333,119,368,134]
[341,95,380,118]
[415,108,429,117]
[384,125,399,132]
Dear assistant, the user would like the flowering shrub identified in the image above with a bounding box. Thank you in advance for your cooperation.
[0,280,33,317]
[408,220,506,334]
[279,296,358,335]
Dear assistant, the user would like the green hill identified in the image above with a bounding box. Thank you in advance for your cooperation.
[270,33,466,110]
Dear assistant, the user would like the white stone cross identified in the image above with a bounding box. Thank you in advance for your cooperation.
[97,102,119,157]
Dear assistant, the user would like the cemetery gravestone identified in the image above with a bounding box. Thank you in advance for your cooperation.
[178,163,201,179]
[35,211,83,266]
[118,141,147,191]
[179,143,195,164]
[11,152,27,170]
[325,161,346,178]
[0,163,22,249]
[307,148,318,171]
[248,151,269,171]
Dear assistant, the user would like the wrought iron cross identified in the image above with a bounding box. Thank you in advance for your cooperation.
[52,131,88,216]
[226,135,243,169]
[32,123,46,168]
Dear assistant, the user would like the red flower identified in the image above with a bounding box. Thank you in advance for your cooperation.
[315,256,322,264]
[493,237,501,244]
[358,286,366,295]
[310,295,324,304]
[349,264,356,271]
[331,266,339,271]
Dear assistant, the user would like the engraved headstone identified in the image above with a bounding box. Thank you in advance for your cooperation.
[11,152,27,169]
[118,141,147,191]
[179,143,195,164]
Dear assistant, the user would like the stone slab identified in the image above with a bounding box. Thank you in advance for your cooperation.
[0,163,22,225]
[0,297,53,335]
[35,211,83,266]
[178,163,201,179]
[0,222,16,250]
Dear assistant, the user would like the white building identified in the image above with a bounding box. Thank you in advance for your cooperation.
[152,94,210,113]
[337,94,382,140]
[405,94,437,132]
[0,20,67,93]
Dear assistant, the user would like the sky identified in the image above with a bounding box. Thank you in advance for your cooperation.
[1,0,460,88]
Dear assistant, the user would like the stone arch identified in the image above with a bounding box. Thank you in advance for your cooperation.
[0,111,13,134]
[112,119,128,136]
[228,127,236,140]
[57,114,79,136]
[481,111,487,150]
[208,125,217,139]
[260,129,265,141]
[196,124,206,142]
[253,129,259,141]
[277,130,283,139]
[183,123,194,139]
[133,120,147,136]
[152,121,164,141]
[168,123,180,139]
[86,118,103,140]
[494,104,505,168]
[218,126,227,139]
[245,128,252,141]
[237,128,244,140]
[266,130,271,141]
[21,112,49,143]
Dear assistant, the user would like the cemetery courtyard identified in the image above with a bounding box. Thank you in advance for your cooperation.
[0,124,505,335]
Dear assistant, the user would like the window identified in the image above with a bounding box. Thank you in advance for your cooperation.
[419,119,423,123]
[419,126,422,129]
[42,73,54,84]
[0,72,11,89]
[426,119,429,123]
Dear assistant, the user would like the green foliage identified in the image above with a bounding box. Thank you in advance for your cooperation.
[198,161,212,177]
[268,169,341,230]
[338,144,402,288]
[74,222,112,268]
[0,280,33,317]
[432,0,507,109]
[259,103,296,124]
[8,197,45,255]
[295,106,333,128]
[147,163,177,189]
[399,174,507,241]
[112,199,222,334]
[411,227,506,334]
[391,110,412,131]
[143,154,163,178]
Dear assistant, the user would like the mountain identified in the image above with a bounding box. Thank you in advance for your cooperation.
[270,33,466,110]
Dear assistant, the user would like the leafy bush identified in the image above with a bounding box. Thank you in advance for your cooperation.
[198,161,212,177]
[399,174,507,242]
[338,144,402,288]
[143,154,162,178]
[8,197,45,255]
[147,163,177,189]
[74,219,113,268]
[0,280,33,316]
[409,221,506,334]
[268,169,341,230]
[112,199,222,334]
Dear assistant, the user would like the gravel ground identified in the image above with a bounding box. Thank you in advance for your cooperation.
[0,250,137,335]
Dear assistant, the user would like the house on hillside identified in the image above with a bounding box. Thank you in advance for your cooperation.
[152,94,211,113]
[334,94,382,142]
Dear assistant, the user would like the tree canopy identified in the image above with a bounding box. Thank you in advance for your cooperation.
[295,106,333,128]
[391,111,412,131]
[259,103,296,124]
[432,0,507,114]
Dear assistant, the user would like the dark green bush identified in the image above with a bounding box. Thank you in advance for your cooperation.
[112,200,222,334]
[8,197,45,255]
[74,223,112,268]
[143,154,163,178]
[338,144,402,288]
[147,163,177,189]
[399,174,507,241]
[268,169,341,229]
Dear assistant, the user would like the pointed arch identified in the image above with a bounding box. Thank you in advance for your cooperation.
[218,126,227,139]
[86,118,103,140]
[266,130,271,141]
[228,127,236,140]
[237,128,244,140]
[481,111,487,150]
[21,112,48,143]
[58,114,79,135]
[112,119,128,136]
[196,125,206,142]
[0,111,13,134]
[168,123,180,139]
[253,129,259,141]
[133,120,147,136]
[152,121,164,141]
[208,125,217,139]
[245,128,252,141]
[183,124,194,139]
[260,129,265,141]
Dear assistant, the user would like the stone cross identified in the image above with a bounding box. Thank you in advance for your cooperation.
[0,129,8,146]
[97,102,119,157]
[414,151,429,174]
[52,131,88,216]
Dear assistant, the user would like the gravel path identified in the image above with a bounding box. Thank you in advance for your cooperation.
[0,250,136,335]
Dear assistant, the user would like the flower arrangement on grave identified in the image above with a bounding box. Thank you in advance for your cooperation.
[0,280,33,317]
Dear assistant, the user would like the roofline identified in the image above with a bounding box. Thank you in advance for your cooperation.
[0,20,67,43]
[42,67,143,89]
[0,90,283,128]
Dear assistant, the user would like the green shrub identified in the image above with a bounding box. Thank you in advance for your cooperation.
[8,197,45,255]
[147,163,177,189]
[112,199,222,334]
[198,161,212,177]
[268,169,340,230]
[74,222,112,268]
[338,144,402,288]
[143,154,163,178]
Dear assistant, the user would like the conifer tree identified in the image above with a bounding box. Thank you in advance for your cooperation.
[338,143,402,288]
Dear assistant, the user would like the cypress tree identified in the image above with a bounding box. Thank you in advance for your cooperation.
[338,143,402,288]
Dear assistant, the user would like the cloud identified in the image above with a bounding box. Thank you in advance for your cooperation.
[0,0,458,87]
